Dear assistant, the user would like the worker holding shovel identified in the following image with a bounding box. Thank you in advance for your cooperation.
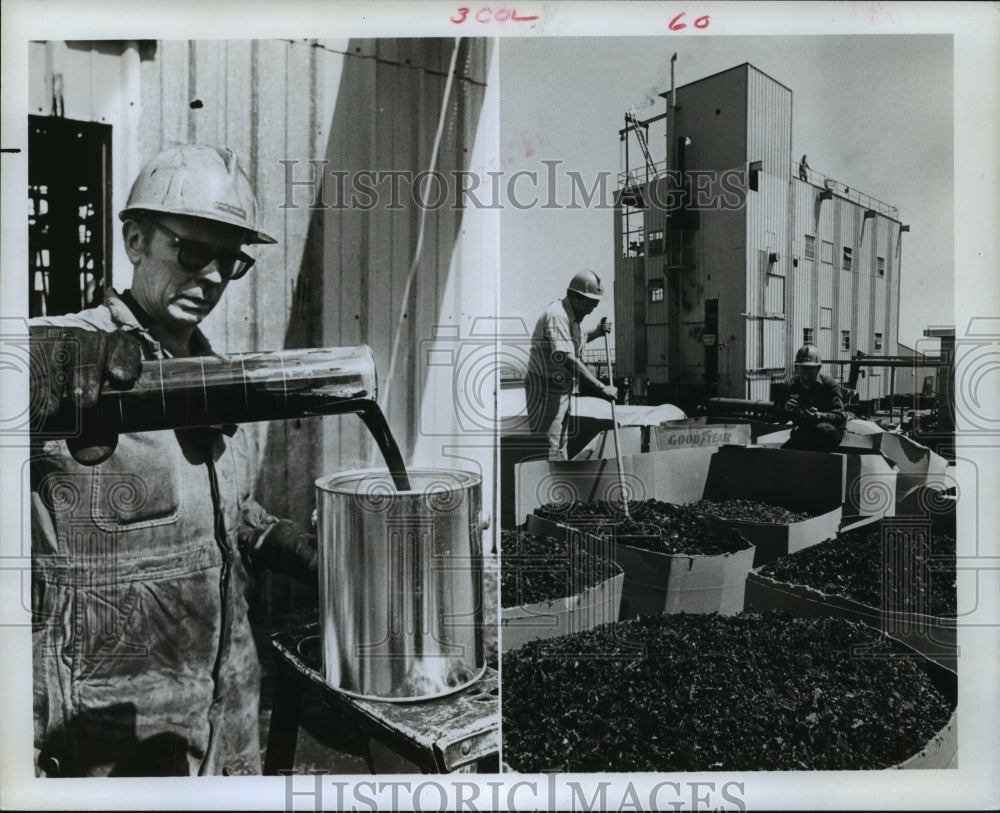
[524,270,617,461]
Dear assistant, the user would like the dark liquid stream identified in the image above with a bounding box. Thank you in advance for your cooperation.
[358,402,412,492]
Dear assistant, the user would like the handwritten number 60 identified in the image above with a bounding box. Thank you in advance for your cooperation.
[669,13,711,30]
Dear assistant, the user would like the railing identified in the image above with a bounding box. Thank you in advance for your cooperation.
[617,160,669,191]
[792,159,899,218]
[500,348,617,382]
[618,159,899,220]
[582,347,615,366]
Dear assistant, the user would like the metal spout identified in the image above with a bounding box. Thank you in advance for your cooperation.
[40,345,378,436]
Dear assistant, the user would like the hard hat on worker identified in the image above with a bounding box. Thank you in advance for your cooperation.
[119,144,277,245]
[567,269,604,301]
[794,344,823,367]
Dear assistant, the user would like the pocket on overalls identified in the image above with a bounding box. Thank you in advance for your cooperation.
[76,581,148,682]
[90,433,182,530]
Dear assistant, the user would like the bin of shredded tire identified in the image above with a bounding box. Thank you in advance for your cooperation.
[686,497,841,567]
[502,611,955,772]
[500,527,624,653]
[534,500,754,618]
[747,527,957,669]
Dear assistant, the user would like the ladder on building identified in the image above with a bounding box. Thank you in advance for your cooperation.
[625,111,656,177]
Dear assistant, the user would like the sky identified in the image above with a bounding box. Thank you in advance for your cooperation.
[498,34,954,353]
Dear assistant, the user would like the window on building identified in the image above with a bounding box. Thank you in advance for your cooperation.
[874,332,883,352]
[804,235,816,261]
[647,230,664,255]
[749,161,762,192]
[842,246,853,272]
[803,327,815,345]
[840,330,851,352]
[820,307,833,329]
[821,240,834,264]
[876,256,885,277]
[648,279,664,303]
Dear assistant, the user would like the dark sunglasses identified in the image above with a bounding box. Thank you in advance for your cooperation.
[148,219,256,280]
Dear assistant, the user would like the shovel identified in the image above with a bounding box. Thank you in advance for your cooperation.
[604,330,629,517]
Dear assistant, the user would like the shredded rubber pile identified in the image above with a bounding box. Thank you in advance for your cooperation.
[534,499,751,556]
[688,498,813,524]
[760,530,957,617]
[500,528,621,608]
[503,612,953,772]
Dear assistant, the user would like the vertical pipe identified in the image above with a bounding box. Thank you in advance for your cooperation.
[624,115,630,191]
[889,364,896,426]
[670,52,677,112]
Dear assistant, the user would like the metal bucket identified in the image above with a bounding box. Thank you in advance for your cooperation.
[316,468,486,701]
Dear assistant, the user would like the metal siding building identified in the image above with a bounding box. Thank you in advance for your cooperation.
[615,62,903,402]
[27,39,497,535]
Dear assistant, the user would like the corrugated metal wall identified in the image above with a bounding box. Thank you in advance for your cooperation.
[129,38,494,527]
[28,37,496,562]
[670,65,749,393]
[874,220,889,348]
[613,207,637,376]
[836,200,855,361]
[789,177,902,398]
[744,67,792,394]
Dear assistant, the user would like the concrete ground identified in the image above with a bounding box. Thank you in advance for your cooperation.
[253,553,500,774]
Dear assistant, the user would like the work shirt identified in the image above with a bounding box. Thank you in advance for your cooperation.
[31,289,275,776]
[525,297,583,401]
[786,373,847,430]
[523,298,584,458]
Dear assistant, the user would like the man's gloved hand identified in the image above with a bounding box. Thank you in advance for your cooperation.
[242,519,318,585]
[598,317,612,335]
[797,407,820,425]
[601,384,618,402]
[783,397,799,414]
[29,326,142,465]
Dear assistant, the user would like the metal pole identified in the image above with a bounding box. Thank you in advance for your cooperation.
[889,364,895,427]
[671,53,677,111]
[605,332,629,517]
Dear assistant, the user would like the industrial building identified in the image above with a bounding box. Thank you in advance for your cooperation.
[614,62,912,406]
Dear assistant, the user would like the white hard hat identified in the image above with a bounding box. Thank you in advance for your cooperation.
[567,269,604,300]
[794,345,822,367]
[119,144,276,244]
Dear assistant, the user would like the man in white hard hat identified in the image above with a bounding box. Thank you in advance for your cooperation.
[781,344,847,452]
[29,144,316,776]
[525,270,618,461]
